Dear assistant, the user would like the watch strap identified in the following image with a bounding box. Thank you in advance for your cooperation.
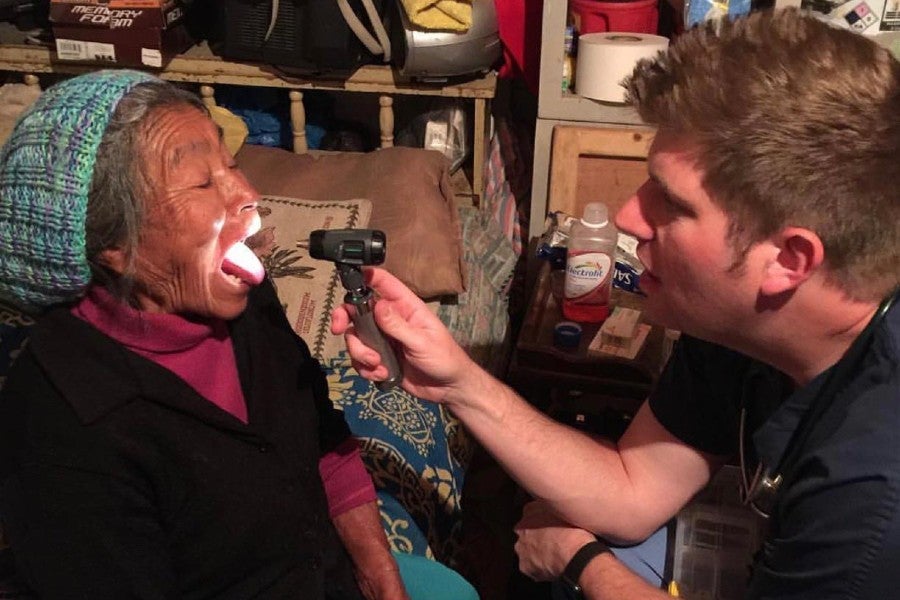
[560,540,609,595]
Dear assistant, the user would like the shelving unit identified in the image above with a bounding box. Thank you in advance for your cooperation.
[529,1,649,240]
[0,24,496,206]
[536,2,644,124]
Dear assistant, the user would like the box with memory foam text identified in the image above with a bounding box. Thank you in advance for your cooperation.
[50,0,193,68]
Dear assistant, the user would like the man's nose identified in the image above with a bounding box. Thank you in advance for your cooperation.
[614,185,653,241]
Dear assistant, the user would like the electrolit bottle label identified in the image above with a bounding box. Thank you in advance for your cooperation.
[565,252,612,302]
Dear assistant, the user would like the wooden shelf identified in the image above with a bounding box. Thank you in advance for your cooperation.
[0,24,495,205]
[536,1,644,126]
[529,1,651,240]
[0,38,497,99]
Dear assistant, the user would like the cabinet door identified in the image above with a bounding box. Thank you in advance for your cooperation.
[548,125,655,220]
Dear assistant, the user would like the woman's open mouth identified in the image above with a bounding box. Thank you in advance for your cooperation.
[221,214,265,286]
[222,241,265,286]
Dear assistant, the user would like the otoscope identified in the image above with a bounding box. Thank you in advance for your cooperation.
[307,229,402,391]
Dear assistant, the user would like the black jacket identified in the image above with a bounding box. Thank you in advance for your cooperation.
[0,280,363,600]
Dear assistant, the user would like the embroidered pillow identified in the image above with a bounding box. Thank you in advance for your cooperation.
[247,195,372,364]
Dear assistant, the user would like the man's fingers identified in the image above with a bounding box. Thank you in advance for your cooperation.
[366,268,428,315]
[344,330,385,369]
[330,307,352,335]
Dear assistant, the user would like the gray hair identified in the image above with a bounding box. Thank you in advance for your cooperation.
[86,80,207,303]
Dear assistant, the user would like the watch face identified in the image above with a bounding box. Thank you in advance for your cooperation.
[560,540,608,598]
[559,576,583,597]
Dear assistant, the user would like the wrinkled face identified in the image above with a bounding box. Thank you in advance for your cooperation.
[128,105,265,320]
[614,131,767,340]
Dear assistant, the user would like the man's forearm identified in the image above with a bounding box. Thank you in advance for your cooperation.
[332,501,409,600]
[447,370,650,539]
[580,551,672,600]
[446,371,715,542]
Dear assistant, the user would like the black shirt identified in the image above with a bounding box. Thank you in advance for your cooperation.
[650,300,900,598]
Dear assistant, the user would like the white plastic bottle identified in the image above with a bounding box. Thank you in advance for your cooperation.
[563,202,617,323]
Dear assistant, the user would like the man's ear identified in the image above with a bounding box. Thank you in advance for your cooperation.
[96,247,128,276]
[760,227,824,296]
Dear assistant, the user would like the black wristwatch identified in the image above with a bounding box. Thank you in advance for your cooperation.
[559,540,609,598]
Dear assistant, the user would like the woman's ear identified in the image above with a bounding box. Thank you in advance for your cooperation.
[96,247,128,276]
[760,227,825,296]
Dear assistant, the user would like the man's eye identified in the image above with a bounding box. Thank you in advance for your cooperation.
[196,179,213,189]
[661,193,687,214]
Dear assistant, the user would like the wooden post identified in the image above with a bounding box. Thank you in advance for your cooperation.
[472,97,489,206]
[199,85,216,109]
[289,90,307,154]
[379,95,394,149]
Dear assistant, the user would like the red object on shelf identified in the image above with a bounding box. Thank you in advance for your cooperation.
[494,0,544,95]
[569,0,659,35]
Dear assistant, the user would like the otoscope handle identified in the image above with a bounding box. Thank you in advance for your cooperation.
[347,291,403,391]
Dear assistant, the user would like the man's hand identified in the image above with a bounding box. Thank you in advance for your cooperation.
[514,500,598,581]
[331,267,484,405]
[515,501,674,600]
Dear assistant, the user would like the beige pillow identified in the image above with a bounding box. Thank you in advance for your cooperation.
[0,83,41,148]
[247,195,372,364]
[236,144,465,299]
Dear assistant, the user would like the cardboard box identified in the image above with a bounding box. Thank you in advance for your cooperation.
[50,0,193,68]
[797,0,893,34]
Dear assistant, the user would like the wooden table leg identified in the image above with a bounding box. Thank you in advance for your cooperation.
[472,97,491,207]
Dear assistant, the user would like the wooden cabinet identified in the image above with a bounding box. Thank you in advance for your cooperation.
[547,125,654,222]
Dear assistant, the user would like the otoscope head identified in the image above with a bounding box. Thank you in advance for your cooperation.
[308,229,386,266]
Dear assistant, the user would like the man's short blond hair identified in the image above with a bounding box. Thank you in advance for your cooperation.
[627,9,900,301]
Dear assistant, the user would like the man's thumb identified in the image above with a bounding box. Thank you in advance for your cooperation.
[374,304,416,349]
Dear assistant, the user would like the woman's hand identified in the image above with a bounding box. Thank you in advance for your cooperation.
[331,267,482,405]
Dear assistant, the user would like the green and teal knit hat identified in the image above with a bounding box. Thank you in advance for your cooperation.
[0,69,156,313]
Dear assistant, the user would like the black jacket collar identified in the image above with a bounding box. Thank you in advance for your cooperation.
[28,305,258,438]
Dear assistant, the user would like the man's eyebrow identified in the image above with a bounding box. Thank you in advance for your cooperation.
[648,171,673,196]
[648,171,693,211]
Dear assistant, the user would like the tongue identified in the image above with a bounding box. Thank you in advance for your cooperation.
[222,241,266,286]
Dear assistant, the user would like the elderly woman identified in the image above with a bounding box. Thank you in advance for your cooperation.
[0,71,408,600]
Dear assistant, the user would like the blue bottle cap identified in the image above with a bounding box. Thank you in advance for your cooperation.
[553,321,583,349]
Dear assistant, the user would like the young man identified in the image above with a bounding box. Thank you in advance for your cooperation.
[333,9,900,598]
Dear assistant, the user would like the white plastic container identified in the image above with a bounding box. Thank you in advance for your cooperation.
[563,202,617,323]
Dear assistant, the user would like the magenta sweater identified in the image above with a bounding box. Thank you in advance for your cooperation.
[72,285,375,517]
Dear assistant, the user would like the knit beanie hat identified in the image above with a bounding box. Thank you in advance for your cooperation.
[0,69,156,313]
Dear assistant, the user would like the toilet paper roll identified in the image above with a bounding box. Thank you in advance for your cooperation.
[575,33,669,103]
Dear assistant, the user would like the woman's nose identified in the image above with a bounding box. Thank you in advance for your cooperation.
[238,198,258,215]
[225,172,259,214]
[222,171,261,236]
[236,192,260,230]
